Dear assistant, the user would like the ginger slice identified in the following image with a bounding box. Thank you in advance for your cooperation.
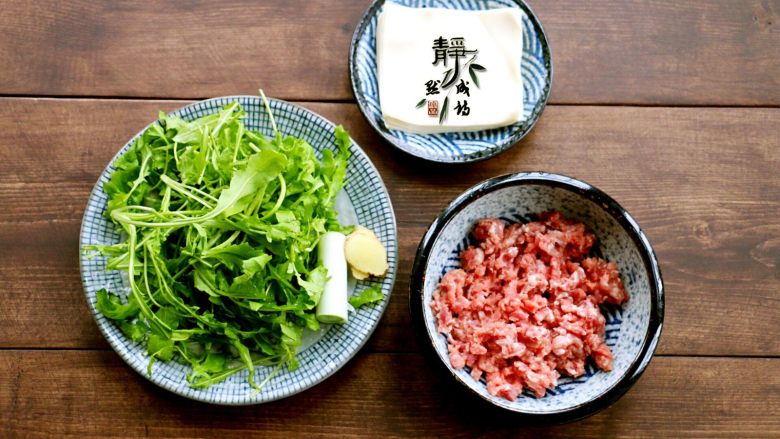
[344,228,388,276]
[351,267,370,280]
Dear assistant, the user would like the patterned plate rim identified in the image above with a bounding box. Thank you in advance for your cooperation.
[349,0,554,164]
[79,96,398,405]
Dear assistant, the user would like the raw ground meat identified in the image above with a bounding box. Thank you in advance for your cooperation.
[431,211,629,400]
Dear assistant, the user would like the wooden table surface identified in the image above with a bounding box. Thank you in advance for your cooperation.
[1,0,778,437]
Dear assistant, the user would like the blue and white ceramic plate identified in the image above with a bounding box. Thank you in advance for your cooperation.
[79,96,398,405]
[349,0,552,163]
[410,173,663,422]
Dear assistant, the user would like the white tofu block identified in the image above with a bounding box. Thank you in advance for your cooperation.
[377,3,524,133]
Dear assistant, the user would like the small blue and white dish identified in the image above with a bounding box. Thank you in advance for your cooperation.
[349,0,552,163]
[80,96,398,405]
[409,172,663,422]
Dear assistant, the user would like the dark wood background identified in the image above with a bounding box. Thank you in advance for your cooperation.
[1,0,778,437]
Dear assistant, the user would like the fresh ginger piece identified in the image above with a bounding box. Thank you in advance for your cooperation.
[344,230,388,276]
[352,225,376,238]
[351,267,370,280]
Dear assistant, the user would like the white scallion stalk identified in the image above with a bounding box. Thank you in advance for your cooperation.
[315,232,348,324]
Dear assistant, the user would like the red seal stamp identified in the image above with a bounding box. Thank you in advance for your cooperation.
[427,100,439,117]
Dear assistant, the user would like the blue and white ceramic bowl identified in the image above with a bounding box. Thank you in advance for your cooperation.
[80,96,398,405]
[349,0,552,163]
[410,172,663,421]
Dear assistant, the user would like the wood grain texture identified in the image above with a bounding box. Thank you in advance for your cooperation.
[0,1,779,104]
[537,0,780,105]
[0,0,360,101]
[1,351,778,438]
[0,98,778,356]
[2,0,778,435]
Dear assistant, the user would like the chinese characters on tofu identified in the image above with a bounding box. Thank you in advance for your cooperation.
[420,36,483,123]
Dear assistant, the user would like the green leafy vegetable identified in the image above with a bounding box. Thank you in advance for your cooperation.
[86,95,354,391]
[349,286,384,309]
[96,288,140,320]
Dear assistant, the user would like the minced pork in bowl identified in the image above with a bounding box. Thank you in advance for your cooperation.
[409,172,663,422]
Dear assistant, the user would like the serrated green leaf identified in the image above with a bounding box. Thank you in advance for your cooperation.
[214,149,287,217]
[119,320,148,343]
[147,334,175,361]
[95,289,140,320]
[349,286,384,308]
